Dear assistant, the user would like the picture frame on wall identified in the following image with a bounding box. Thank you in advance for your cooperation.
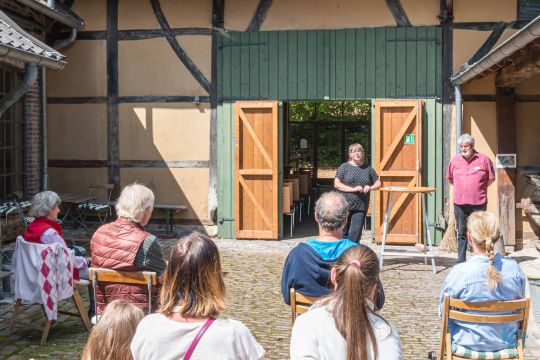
[496,154,516,168]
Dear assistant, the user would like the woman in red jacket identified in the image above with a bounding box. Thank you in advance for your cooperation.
[23,191,88,280]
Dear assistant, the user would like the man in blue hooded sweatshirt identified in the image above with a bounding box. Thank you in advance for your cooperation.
[281,191,385,309]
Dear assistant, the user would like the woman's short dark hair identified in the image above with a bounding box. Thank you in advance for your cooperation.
[160,232,226,317]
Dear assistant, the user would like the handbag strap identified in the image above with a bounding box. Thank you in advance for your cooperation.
[183,317,216,360]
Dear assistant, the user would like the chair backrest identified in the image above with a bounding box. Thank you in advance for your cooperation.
[290,288,320,324]
[88,184,114,203]
[439,294,530,360]
[88,267,157,318]
[12,236,74,305]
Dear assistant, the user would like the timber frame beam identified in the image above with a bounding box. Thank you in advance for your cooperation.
[150,0,211,93]
[246,0,273,31]
[496,42,540,87]
[385,0,412,27]
[496,87,516,248]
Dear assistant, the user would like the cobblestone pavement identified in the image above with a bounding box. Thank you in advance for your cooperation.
[0,224,539,359]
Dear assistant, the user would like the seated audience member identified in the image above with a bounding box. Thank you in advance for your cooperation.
[130,232,264,360]
[290,245,402,360]
[90,183,166,314]
[281,191,384,309]
[439,211,526,351]
[81,300,144,360]
[24,191,89,280]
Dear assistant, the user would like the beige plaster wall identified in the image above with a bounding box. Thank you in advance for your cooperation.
[48,168,108,195]
[461,102,498,214]
[72,0,106,31]
[161,0,212,28]
[261,0,395,30]
[119,103,210,161]
[118,37,210,96]
[48,104,108,160]
[401,0,440,26]
[120,168,209,221]
[47,41,106,97]
[462,73,496,94]
[118,0,160,30]
[454,0,517,22]
[453,30,491,74]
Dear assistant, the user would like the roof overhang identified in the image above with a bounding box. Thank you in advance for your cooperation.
[452,15,540,86]
[0,10,66,70]
[15,0,84,30]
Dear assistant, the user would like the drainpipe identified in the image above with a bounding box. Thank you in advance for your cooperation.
[41,28,77,190]
[0,63,38,115]
[454,84,462,154]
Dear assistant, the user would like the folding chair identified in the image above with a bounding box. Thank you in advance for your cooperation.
[78,184,114,225]
[9,237,92,345]
[290,288,320,324]
[283,184,296,238]
[438,294,530,360]
[88,267,157,321]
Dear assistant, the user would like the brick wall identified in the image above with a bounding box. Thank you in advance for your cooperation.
[24,77,42,197]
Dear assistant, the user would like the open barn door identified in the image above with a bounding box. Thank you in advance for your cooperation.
[235,102,279,239]
[374,100,423,244]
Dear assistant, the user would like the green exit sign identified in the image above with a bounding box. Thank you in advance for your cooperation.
[404,134,415,144]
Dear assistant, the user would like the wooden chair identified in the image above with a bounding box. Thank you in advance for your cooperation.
[438,294,530,360]
[283,184,295,237]
[88,267,157,320]
[78,184,115,225]
[290,288,320,324]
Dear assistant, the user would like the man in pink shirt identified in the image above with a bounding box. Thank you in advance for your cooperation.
[446,134,495,263]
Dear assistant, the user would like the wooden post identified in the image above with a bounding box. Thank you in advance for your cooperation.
[496,87,516,250]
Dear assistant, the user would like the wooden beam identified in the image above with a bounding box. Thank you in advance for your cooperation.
[48,160,210,168]
[48,96,210,104]
[453,20,529,31]
[385,0,412,27]
[118,96,210,103]
[467,23,506,65]
[48,96,107,104]
[54,28,212,41]
[49,160,107,168]
[496,43,540,87]
[463,94,540,102]
[150,0,211,93]
[212,0,225,29]
[496,87,516,248]
[440,0,453,209]
[209,0,223,222]
[246,0,273,32]
[119,160,210,168]
[107,0,120,194]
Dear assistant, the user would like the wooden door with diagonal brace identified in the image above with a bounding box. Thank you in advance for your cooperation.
[374,100,423,244]
[235,102,279,239]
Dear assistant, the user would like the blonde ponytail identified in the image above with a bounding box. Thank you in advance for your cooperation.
[485,236,501,289]
[467,211,502,289]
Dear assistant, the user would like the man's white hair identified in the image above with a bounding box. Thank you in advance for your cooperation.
[115,183,155,222]
[458,133,475,146]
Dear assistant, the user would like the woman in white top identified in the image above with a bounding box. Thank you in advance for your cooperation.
[131,232,264,360]
[290,245,402,360]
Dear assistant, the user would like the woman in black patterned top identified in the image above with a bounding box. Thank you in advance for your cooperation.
[334,143,381,243]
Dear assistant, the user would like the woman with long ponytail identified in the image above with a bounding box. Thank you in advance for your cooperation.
[439,211,526,352]
[290,245,402,360]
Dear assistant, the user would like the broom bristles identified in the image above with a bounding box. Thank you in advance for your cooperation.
[440,214,457,252]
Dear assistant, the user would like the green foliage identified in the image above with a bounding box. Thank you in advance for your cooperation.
[289,100,371,122]
[288,101,372,169]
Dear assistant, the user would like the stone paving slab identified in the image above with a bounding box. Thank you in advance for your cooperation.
[0,228,539,359]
